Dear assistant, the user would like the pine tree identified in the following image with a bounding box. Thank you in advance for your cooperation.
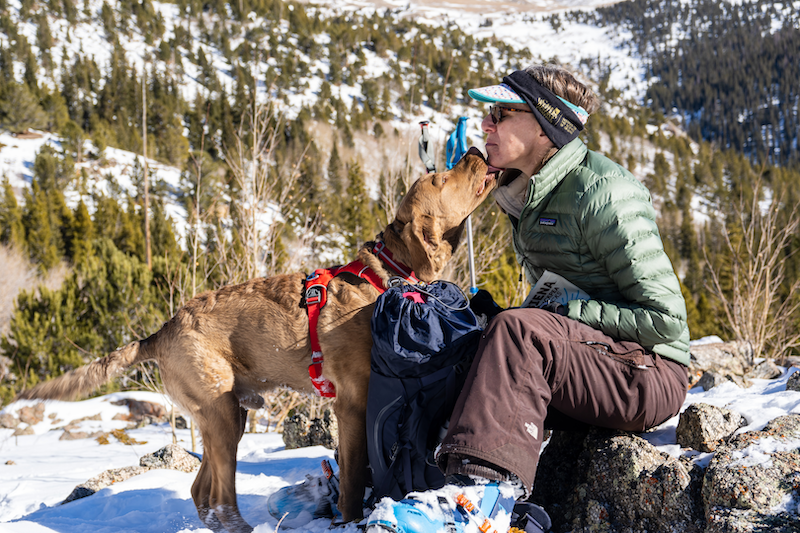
[61,119,85,162]
[117,196,145,260]
[1,238,167,395]
[93,193,123,243]
[71,199,94,267]
[0,176,26,250]
[294,140,323,213]
[0,82,47,133]
[149,194,179,261]
[327,141,342,195]
[23,50,38,93]
[40,90,70,133]
[49,187,73,260]
[33,145,59,190]
[36,13,53,52]
[343,160,373,251]
[22,182,60,271]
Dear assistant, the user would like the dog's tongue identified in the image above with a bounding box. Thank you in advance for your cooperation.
[465,146,501,196]
[487,164,503,174]
[466,146,503,176]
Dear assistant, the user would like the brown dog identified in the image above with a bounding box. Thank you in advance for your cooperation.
[17,148,495,533]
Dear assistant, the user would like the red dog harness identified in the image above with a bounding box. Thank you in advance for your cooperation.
[304,242,420,397]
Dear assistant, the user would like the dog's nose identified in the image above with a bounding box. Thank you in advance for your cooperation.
[465,146,486,161]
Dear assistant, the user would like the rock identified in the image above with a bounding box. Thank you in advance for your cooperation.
[17,402,45,425]
[62,465,150,504]
[705,508,800,533]
[63,413,103,431]
[690,341,753,378]
[282,409,338,450]
[0,413,18,429]
[111,399,167,425]
[60,429,103,440]
[776,355,800,369]
[12,426,35,436]
[703,415,800,520]
[787,371,800,392]
[174,415,188,429]
[63,445,200,504]
[745,359,784,380]
[696,371,734,391]
[139,443,200,473]
[532,428,705,532]
[308,410,339,450]
[676,403,746,452]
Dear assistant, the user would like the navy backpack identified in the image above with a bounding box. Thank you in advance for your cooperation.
[366,280,482,504]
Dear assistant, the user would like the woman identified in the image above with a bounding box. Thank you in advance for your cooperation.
[369,64,690,533]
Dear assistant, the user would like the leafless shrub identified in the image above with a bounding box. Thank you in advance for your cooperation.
[704,187,800,361]
[225,101,314,280]
[0,245,69,337]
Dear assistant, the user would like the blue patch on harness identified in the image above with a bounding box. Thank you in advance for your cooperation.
[539,218,557,226]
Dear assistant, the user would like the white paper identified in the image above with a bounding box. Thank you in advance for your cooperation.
[522,270,590,308]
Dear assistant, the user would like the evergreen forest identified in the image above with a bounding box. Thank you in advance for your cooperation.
[1,0,799,405]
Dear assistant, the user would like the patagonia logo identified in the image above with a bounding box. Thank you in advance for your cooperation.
[539,218,557,226]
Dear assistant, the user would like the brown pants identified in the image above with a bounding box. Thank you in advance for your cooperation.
[436,308,688,495]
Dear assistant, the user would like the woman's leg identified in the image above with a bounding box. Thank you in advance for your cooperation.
[436,308,688,495]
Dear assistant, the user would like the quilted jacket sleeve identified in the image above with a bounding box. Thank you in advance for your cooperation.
[566,173,688,348]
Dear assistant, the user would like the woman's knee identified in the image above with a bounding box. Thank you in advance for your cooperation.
[488,308,560,339]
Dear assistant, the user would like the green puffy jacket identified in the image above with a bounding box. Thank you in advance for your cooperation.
[510,138,690,365]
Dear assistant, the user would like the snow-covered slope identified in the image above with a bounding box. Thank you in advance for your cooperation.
[1,362,799,532]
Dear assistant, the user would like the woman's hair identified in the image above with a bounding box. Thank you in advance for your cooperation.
[524,64,600,115]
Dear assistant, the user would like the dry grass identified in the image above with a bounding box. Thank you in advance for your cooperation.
[0,244,70,338]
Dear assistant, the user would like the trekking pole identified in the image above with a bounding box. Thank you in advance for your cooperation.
[418,121,436,174]
[446,117,478,295]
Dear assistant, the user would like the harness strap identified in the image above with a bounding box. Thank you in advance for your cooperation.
[304,247,419,398]
[305,268,337,397]
[333,260,387,293]
[373,241,420,284]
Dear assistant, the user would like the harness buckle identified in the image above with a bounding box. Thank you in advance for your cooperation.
[306,286,323,305]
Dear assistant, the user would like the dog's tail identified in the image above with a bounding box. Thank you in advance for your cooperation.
[16,335,157,402]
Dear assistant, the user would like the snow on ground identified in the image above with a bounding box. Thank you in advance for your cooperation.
[1,355,799,532]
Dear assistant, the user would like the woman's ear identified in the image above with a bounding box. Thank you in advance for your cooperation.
[400,214,451,281]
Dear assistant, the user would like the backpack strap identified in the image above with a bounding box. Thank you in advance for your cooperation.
[365,364,458,507]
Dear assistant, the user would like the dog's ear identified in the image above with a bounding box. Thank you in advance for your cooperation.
[401,214,452,281]
[442,221,466,256]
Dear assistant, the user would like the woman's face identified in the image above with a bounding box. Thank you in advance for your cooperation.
[481,103,554,176]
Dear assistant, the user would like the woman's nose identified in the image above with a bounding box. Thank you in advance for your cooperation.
[481,114,495,133]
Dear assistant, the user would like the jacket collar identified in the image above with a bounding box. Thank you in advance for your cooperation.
[525,137,587,209]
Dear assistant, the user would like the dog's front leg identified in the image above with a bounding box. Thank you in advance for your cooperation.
[333,388,369,522]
